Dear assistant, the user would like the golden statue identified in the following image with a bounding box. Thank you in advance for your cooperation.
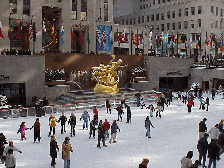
[92,55,128,94]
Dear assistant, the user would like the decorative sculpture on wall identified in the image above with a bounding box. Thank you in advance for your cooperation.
[92,55,127,94]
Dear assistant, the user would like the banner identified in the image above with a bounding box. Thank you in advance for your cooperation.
[96,25,111,51]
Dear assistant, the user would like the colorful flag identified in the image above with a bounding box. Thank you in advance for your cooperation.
[61,24,64,45]
[101,26,106,44]
[87,25,90,45]
[155,31,158,46]
[0,21,4,39]
[70,24,74,44]
[79,26,84,44]
[42,21,46,43]
[139,32,144,44]
[204,31,208,46]
[178,35,182,44]
[175,35,177,44]
[135,29,139,46]
[51,24,54,37]
[188,36,192,48]
[162,33,168,45]
[33,22,36,42]
[96,27,100,42]
[171,33,174,41]
[117,28,120,46]
[16,20,23,39]
[110,26,113,45]
[8,16,14,39]
[28,21,33,41]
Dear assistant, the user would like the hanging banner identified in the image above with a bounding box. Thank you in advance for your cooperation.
[96,25,111,51]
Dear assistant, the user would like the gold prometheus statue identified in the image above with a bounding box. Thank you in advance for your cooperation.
[92,55,128,94]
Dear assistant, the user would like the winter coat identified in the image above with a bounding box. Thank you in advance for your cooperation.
[5,154,16,168]
[155,105,163,112]
[93,109,98,116]
[197,137,208,154]
[218,132,224,146]
[115,106,123,114]
[106,100,110,108]
[49,117,57,127]
[103,121,110,130]
[218,123,223,133]
[138,163,147,168]
[126,106,131,118]
[80,112,90,121]
[187,99,194,106]
[180,156,192,168]
[19,125,28,135]
[32,121,40,131]
[205,97,209,105]
[58,115,67,126]
[207,126,219,140]
[0,134,7,147]
[145,119,153,128]
[111,123,119,133]
[199,121,207,132]
[3,146,21,156]
[98,124,105,136]
[50,140,59,158]
[207,142,220,160]
[62,141,73,160]
[135,93,141,99]
[68,116,76,126]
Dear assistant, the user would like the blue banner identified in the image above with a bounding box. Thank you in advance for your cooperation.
[96,25,111,51]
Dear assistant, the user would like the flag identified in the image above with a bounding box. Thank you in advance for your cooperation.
[110,26,113,45]
[61,24,64,45]
[155,31,158,46]
[101,26,106,44]
[87,25,90,45]
[185,35,187,48]
[188,36,192,48]
[171,33,174,41]
[16,20,23,39]
[51,24,54,37]
[42,21,46,43]
[135,29,139,46]
[209,33,212,47]
[70,24,74,44]
[0,21,4,39]
[221,32,223,51]
[79,26,84,44]
[149,31,152,45]
[117,28,120,46]
[28,20,33,41]
[8,16,14,39]
[178,35,182,44]
[33,22,36,42]
[139,32,144,44]
[204,31,208,46]
[162,33,168,45]
[198,36,201,48]
[96,27,100,42]
[175,35,177,44]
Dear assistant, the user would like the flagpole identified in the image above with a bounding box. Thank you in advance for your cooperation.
[131,30,133,55]
[177,32,179,56]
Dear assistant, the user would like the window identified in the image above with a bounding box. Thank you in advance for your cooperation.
[178,9,182,17]
[133,18,136,24]
[220,19,223,29]
[142,16,144,23]
[156,13,159,21]
[161,13,164,20]
[161,24,164,31]
[143,4,145,9]
[158,0,160,4]
[23,0,30,5]
[191,21,194,28]
[172,22,175,30]
[211,6,214,15]
[153,0,155,5]
[104,0,108,21]
[178,22,181,29]
[130,19,132,25]
[198,6,202,14]
[146,4,148,8]
[167,11,170,19]
[122,20,124,25]
[172,10,175,18]
[215,20,218,29]
[151,14,154,22]
[167,23,170,30]
[162,0,165,3]
[140,5,142,10]
[72,0,77,20]
[198,19,201,27]
[81,0,87,21]
[184,8,188,16]
[9,0,17,14]
[210,20,213,28]
[191,7,195,15]
[23,0,30,16]
[221,9,223,17]
[126,19,128,25]
[216,7,218,16]
[150,3,151,7]
[184,21,188,29]
[138,17,140,24]
[147,15,149,22]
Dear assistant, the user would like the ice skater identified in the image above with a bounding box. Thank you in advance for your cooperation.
[155,102,163,118]
[187,97,194,113]
[49,113,57,137]
[146,104,155,117]
[109,120,120,143]
[97,120,107,148]
[17,122,29,140]
[125,105,131,123]
[58,112,67,134]
[89,119,96,139]
[140,99,147,109]
[103,119,110,139]
[50,135,59,167]
[68,113,76,137]
[105,99,111,114]
[30,118,41,142]
[115,105,123,122]
[145,116,154,138]
[93,106,98,124]
[80,109,90,129]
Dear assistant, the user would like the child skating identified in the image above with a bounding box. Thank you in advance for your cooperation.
[17,122,29,140]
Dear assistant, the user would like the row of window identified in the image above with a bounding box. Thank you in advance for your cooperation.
[9,0,30,15]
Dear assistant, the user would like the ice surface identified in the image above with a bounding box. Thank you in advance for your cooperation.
[0,94,224,168]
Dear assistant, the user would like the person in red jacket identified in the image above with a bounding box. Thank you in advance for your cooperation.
[187,97,194,113]
[93,106,98,124]
[30,118,41,142]
[103,119,110,139]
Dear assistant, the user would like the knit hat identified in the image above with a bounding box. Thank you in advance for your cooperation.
[203,118,207,121]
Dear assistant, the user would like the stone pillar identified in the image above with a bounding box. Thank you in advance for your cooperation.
[108,0,113,22]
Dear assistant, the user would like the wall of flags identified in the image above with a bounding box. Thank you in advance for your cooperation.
[96,25,111,51]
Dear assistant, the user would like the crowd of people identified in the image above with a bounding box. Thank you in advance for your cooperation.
[1,49,31,56]
[0,88,224,168]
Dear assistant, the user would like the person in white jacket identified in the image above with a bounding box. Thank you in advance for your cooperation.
[5,149,16,168]
[180,151,193,168]
[207,124,220,141]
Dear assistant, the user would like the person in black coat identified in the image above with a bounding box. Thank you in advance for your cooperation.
[199,118,207,140]
[50,135,59,167]
[115,105,123,121]
[68,113,76,137]
[105,99,111,114]
[135,91,141,107]
[89,119,96,139]
[30,118,41,142]
[218,131,224,156]
[197,133,209,167]
[97,120,107,148]
[207,139,220,167]
[0,133,7,163]
[58,112,67,134]
[126,105,131,123]
[205,97,209,111]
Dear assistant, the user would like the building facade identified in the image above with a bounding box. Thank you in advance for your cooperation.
[114,0,224,59]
